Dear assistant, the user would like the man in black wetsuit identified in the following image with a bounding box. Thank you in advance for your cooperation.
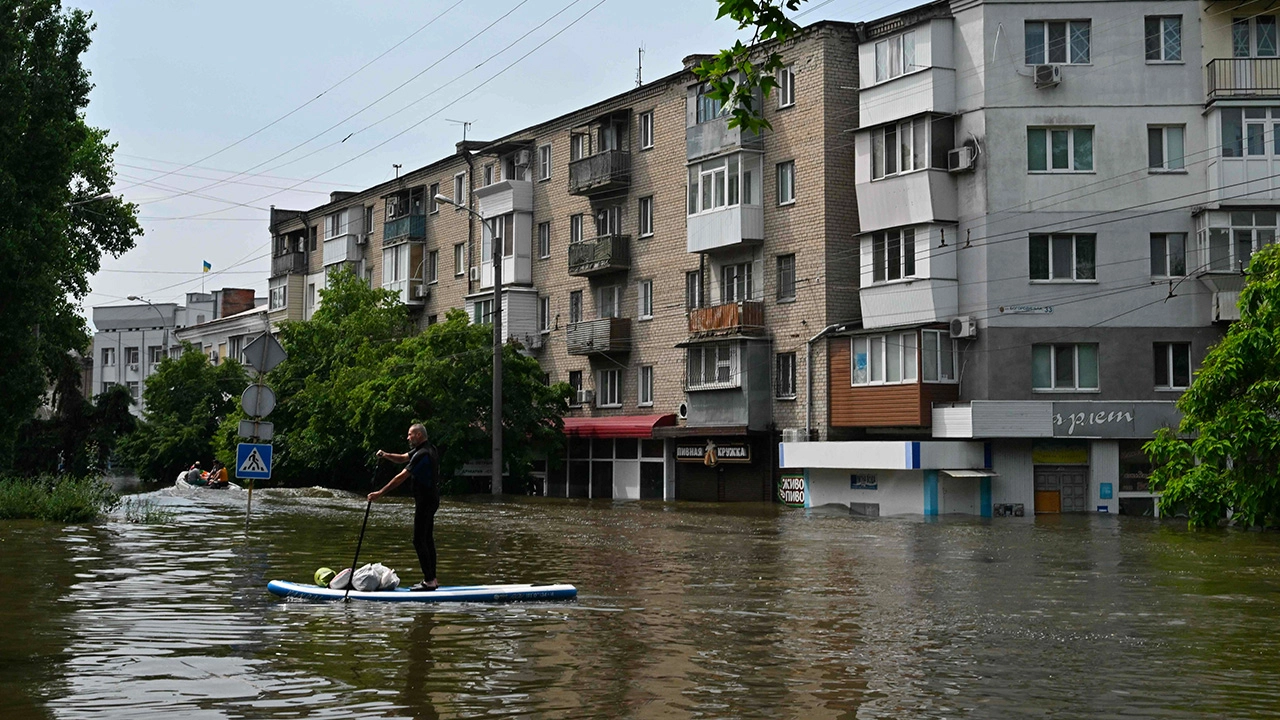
[369,423,440,591]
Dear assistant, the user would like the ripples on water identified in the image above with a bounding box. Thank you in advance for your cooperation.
[2,486,1280,719]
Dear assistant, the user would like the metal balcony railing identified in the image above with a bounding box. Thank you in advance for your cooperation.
[566,317,631,355]
[568,150,631,195]
[687,300,766,337]
[383,214,426,244]
[567,234,630,276]
[1207,58,1280,101]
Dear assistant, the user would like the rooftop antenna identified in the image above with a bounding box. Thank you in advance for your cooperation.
[445,118,473,144]
[636,45,645,87]
[393,163,402,179]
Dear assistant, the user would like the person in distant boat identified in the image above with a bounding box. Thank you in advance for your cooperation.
[369,423,440,592]
[183,462,207,486]
[207,460,229,488]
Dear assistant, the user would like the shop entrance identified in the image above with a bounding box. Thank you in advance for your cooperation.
[1034,466,1088,513]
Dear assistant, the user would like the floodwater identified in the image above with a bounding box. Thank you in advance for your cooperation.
[3,486,1280,719]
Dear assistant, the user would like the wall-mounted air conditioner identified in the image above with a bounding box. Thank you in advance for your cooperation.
[413,284,431,300]
[780,428,807,443]
[676,401,689,420]
[1034,64,1061,88]
[576,388,595,405]
[516,149,532,166]
[469,267,480,281]
[948,146,976,173]
[356,233,369,245]
[949,316,978,339]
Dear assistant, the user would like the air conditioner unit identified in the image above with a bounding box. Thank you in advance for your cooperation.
[469,267,480,281]
[516,149,532,166]
[780,428,807,443]
[576,388,595,405]
[949,316,978,339]
[948,146,976,173]
[1034,64,1061,88]
[356,233,369,245]
[127,363,139,371]
[522,333,544,350]
[676,401,689,420]
[413,284,431,300]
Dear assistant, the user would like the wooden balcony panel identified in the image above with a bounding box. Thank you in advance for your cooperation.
[270,251,306,276]
[566,317,632,355]
[567,234,630,276]
[568,150,631,195]
[687,301,765,337]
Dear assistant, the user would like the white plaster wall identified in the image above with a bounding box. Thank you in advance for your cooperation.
[990,439,1035,510]
[807,468,924,516]
[940,475,980,514]
[1090,440,1119,514]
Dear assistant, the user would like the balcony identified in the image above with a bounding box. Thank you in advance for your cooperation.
[568,234,630,276]
[383,214,426,244]
[687,301,765,338]
[568,150,631,196]
[856,170,957,234]
[475,179,533,216]
[859,278,958,329]
[323,234,361,266]
[270,251,306,277]
[859,66,956,126]
[686,115,763,161]
[687,205,764,252]
[566,317,631,355]
[1207,58,1280,102]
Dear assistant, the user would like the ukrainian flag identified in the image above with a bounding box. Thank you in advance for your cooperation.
[202,261,211,273]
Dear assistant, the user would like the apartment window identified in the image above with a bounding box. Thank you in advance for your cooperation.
[101,347,115,367]
[1220,107,1280,159]
[569,290,583,324]
[427,315,438,325]
[570,214,584,244]
[307,283,317,310]
[1025,20,1091,64]
[429,183,440,213]
[920,330,956,383]
[874,30,916,82]
[685,270,703,309]
[638,279,653,319]
[126,381,139,400]
[148,346,164,365]
[687,343,739,389]
[124,346,139,366]
[538,222,551,258]
[721,262,755,303]
[1234,16,1278,58]
[687,154,760,215]
[269,276,287,310]
[1154,342,1192,389]
[595,205,622,236]
[1145,16,1182,62]
[852,332,918,385]
[483,163,494,186]
[1148,126,1185,171]
[777,160,796,205]
[640,111,654,149]
[1204,210,1278,272]
[228,336,243,363]
[363,206,374,236]
[777,64,796,107]
[473,298,494,325]
[598,285,621,319]
[427,249,438,283]
[1030,233,1096,280]
[454,243,465,275]
[776,352,797,398]
[570,133,589,161]
[1033,343,1098,390]
[1150,233,1187,277]
[539,296,551,333]
[777,254,796,301]
[596,369,622,407]
[326,208,352,238]
[639,365,654,406]
[638,196,654,237]
[453,172,465,205]
[569,370,583,405]
[869,228,917,283]
[308,226,317,252]
[537,143,552,180]
[1027,127,1093,172]
[695,83,726,124]
[871,115,956,180]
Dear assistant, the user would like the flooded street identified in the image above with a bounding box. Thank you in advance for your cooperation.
[3,488,1280,719]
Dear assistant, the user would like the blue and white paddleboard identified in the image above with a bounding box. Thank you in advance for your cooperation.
[267,579,577,603]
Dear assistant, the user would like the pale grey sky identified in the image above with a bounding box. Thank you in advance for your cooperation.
[79,0,915,324]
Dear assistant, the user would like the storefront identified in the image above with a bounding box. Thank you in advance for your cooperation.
[654,428,774,502]
[544,414,676,499]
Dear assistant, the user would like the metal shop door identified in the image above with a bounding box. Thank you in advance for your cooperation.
[1034,466,1089,513]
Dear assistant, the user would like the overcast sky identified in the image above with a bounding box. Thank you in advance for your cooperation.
[77,0,915,325]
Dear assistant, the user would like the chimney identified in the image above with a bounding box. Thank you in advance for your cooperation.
[329,191,358,204]
[219,288,257,318]
[683,54,713,71]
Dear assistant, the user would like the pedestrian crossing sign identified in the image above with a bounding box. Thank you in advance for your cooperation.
[236,442,272,480]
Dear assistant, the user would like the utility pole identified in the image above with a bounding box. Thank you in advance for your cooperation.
[637,46,644,87]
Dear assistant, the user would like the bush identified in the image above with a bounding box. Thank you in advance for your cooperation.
[0,475,119,523]
[120,496,174,524]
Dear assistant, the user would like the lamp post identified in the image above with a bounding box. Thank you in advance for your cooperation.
[128,294,170,360]
[435,194,502,495]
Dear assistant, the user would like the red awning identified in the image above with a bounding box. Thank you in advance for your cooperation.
[562,414,677,439]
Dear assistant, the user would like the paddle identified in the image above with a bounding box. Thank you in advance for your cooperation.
[343,459,380,602]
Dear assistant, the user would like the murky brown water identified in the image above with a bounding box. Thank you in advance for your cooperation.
[3,486,1280,719]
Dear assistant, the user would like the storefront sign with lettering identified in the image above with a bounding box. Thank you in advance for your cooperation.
[778,474,805,506]
[850,474,878,490]
[675,440,752,465]
[1051,402,1181,438]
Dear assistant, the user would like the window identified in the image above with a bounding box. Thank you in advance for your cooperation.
[308,225,317,252]
[1025,20,1091,64]
[228,336,243,363]
[570,214,584,243]
[777,254,796,301]
[383,244,408,285]
[686,270,703,309]
[640,111,654,149]
[1027,127,1094,172]
[1030,233,1096,280]
[1145,16,1182,62]
[921,330,957,383]
[539,296,551,333]
[473,298,494,325]
[429,183,440,213]
[307,283,317,310]
[1204,210,1278,272]
[638,196,654,237]
[453,172,466,205]
[1220,107,1280,159]
[454,243,465,276]
[721,262,755,303]
[638,279,653,319]
[695,83,726,124]
[482,163,494,186]
[687,343,740,389]
[1154,342,1191,389]
[1234,16,1278,58]
[363,206,374,236]
[868,229,916,283]
[125,346,139,365]
[1033,344,1098,390]
[874,31,916,83]
[777,64,795,107]
[569,370,583,405]
[326,208,352,238]
[537,140,552,178]
[427,250,438,283]
[852,332,918,385]
[148,346,164,365]
[776,352,797,398]
[538,222,551,258]
[1148,126,1185,171]
[101,347,115,367]
[1150,233,1187,277]
[270,276,287,310]
[570,133,589,161]
[639,366,654,406]
[569,290,583,324]
[427,315,438,325]
[597,369,621,407]
[777,160,796,205]
[871,115,956,180]
[687,154,757,215]
[598,285,621,319]
[595,205,621,236]
[126,381,139,400]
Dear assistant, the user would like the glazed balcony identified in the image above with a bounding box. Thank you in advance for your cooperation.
[566,317,631,355]
[568,150,631,196]
[687,301,765,338]
[383,214,426,244]
[568,234,630,276]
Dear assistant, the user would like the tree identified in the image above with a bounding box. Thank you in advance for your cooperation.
[695,0,808,134]
[0,1,142,468]
[121,346,248,481]
[1146,244,1280,528]
[11,357,135,477]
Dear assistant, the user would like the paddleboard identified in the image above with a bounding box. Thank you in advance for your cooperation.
[267,579,577,603]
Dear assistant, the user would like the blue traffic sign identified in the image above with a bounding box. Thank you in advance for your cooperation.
[236,443,272,480]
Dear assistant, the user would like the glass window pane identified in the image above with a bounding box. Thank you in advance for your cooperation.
[1026,22,1045,64]
[1151,234,1166,276]
[887,230,901,281]
[914,117,928,169]
[1145,18,1161,61]
[903,32,916,72]
[1032,346,1052,388]
[875,40,889,82]
[1165,17,1182,61]
[1236,229,1254,271]
[1257,210,1276,226]
[1070,21,1090,63]
[1052,130,1070,169]
[1154,344,1169,387]
[939,335,955,381]
[1248,122,1266,155]
[1078,345,1099,388]
[1075,235,1095,280]
[885,126,897,175]
[886,335,901,382]
[903,229,916,276]
[903,333,918,380]
[1148,127,1164,169]
[728,155,739,206]
[1052,235,1073,279]
[889,36,902,77]
[1260,16,1278,57]
[900,121,913,171]
[1167,126,1184,169]
[870,336,884,382]
[873,131,885,179]
[853,338,869,384]
[1222,108,1244,157]
[923,331,939,381]
[1073,128,1093,170]
[1172,344,1191,386]
[1054,345,1075,387]
[1028,129,1047,171]
[1048,21,1068,63]
[1209,228,1230,271]
[1169,233,1186,275]
[1030,234,1050,279]
[1233,19,1251,58]
[873,233,886,283]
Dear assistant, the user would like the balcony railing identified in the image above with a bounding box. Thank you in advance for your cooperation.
[568,234,630,276]
[568,150,631,195]
[566,317,631,355]
[383,214,426,244]
[687,300,765,338]
[270,251,306,276]
[1207,58,1280,101]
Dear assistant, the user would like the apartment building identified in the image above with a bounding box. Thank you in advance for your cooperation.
[782,0,1237,517]
[265,21,861,501]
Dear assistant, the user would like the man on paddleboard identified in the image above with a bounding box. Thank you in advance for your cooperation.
[369,423,440,591]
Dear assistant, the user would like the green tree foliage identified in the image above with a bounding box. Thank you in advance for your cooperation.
[695,0,807,134]
[1146,244,1280,528]
[0,1,142,467]
[121,346,248,481]
[13,366,136,477]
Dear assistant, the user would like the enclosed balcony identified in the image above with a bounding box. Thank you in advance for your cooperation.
[566,317,631,355]
[686,115,763,161]
[323,234,361,266]
[687,301,765,338]
[383,214,426,244]
[568,234,630,276]
[568,150,631,196]
[1207,58,1280,102]
[475,179,533,216]
[270,251,306,277]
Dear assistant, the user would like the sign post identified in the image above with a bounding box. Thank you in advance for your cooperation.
[238,332,286,523]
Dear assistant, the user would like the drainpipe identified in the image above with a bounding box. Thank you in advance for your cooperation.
[805,323,846,440]
[463,149,476,295]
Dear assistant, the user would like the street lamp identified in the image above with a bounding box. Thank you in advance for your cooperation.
[128,295,170,359]
[435,193,503,495]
